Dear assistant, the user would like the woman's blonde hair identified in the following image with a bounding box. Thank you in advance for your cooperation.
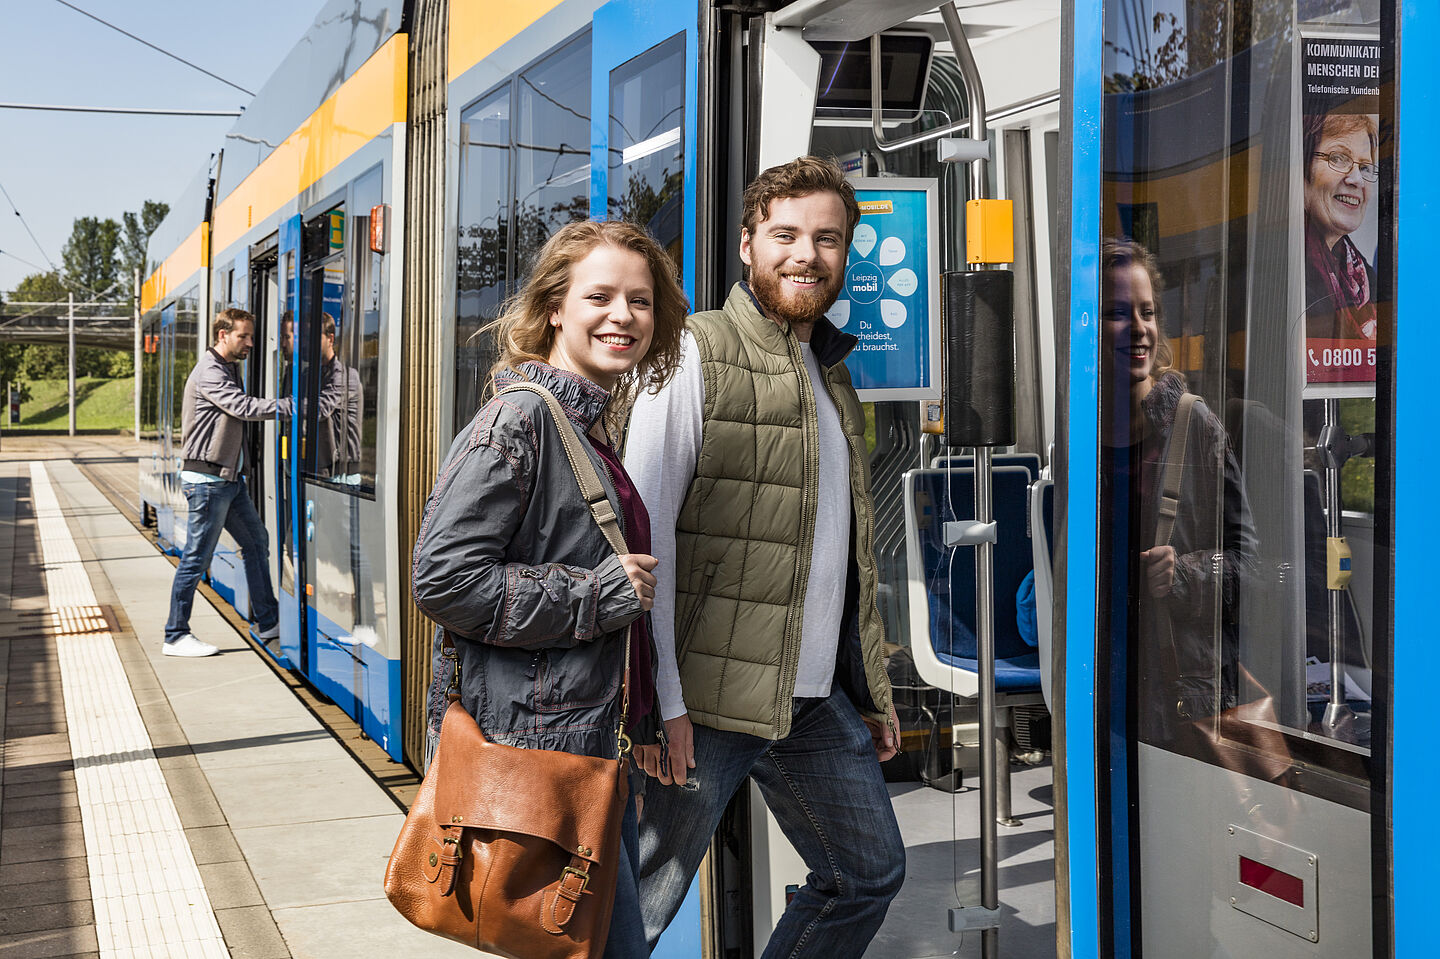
[487,219,689,409]
[1102,236,1175,377]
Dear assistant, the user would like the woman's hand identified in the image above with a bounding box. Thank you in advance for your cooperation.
[1140,545,1176,596]
[619,553,659,610]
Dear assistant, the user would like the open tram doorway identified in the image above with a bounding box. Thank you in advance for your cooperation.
[248,239,282,642]
[695,2,1065,956]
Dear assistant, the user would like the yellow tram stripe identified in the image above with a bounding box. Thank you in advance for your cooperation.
[210,34,409,257]
[449,0,568,82]
[141,225,209,314]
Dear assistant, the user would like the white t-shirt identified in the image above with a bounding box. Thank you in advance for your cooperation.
[625,331,853,720]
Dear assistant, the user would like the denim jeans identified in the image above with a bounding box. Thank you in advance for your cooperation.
[164,479,278,643]
[604,768,646,959]
[638,689,905,958]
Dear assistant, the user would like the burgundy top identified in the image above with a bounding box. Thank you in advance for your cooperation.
[589,437,656,730]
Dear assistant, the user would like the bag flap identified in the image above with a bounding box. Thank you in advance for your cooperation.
[429,703,623,866]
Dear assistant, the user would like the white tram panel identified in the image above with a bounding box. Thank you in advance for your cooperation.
[1138,745,1370,958]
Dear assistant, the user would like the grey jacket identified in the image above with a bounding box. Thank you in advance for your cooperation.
[412,362,652,759]
[1135,371,1261,737]
[316,358,362,478]
[181,348,291,480]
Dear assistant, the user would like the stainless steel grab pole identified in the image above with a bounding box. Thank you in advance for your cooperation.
[943,4,1000,956]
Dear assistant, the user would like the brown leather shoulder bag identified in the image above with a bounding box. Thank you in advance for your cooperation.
[385,382,632,958]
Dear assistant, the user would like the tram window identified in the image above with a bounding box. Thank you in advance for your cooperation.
[174,286,200,444]
[215,263,234,319]
[299,202,367,491]
[514,35,591,274]
[141,315,159,435]
[1095,1,1393,953]
[455,88,511,431]
[348,168,383,493]
[607,33,685,269]
[452,30,594,433]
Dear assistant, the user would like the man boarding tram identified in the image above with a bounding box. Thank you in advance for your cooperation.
[162,308,292,657]
[627,155,906,956]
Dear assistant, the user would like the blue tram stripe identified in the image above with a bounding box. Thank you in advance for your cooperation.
[1067,0,1104,955]
[1394,2,1438,954]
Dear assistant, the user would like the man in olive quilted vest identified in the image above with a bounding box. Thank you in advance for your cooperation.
[626,156,904,956]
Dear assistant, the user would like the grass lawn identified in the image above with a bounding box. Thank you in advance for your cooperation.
[2,377,135,431]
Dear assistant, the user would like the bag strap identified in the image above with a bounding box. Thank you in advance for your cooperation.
[499,381,628,555]
[1154,392,1199,549]
[497,380,633,755]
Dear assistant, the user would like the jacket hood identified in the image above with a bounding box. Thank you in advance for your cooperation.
[732,282,858,370]
[494,361,612,433]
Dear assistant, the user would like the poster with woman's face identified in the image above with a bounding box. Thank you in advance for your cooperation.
[1302,35,1382,387]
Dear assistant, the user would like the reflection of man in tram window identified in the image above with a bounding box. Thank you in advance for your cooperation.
[1303,113,1379,341]
[316,312,363,483]
[1100,239,1259,739]
[279,310,295,400]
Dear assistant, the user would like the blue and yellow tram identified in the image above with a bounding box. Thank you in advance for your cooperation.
[134,0,1429,955]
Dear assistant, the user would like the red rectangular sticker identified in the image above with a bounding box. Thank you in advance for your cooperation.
[1239,856,1305,907]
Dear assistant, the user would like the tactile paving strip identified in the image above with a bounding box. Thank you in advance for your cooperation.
[29,462,229,959]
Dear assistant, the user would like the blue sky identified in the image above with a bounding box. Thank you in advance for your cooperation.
[0,0,326,292]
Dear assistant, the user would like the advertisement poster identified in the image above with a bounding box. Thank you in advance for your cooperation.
[1301,34,1382,389]
[825,177,940,401]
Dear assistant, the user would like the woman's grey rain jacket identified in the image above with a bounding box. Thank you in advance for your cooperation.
[412,362,654,759]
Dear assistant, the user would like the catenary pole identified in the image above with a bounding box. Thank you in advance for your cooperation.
[68,292,76,436]
[134,268,141,439]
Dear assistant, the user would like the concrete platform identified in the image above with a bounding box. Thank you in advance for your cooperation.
[0,442,478,959]
[0,436,1057,958]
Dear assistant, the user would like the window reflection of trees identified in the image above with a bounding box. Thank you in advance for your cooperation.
[453,37,591,431]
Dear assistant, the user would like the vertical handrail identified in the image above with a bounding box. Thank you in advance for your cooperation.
[940,5,1000,957]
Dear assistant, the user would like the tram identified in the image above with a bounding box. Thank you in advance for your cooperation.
[133,0,1429,955]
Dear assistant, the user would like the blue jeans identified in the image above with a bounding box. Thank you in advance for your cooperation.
[638,690,905,958]
[164,479,278,643]
[604,769,646,959]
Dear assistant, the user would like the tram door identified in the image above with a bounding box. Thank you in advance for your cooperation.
[157,301,179,550]
[275,215,304,670]
[1082,1,1394,955]
[588,2,701,956]
[249,244,282,639]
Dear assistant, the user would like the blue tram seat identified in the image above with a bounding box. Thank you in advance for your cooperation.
[929,452,1043,481]
[903,466,1045,701]
[1031,477,1055,710]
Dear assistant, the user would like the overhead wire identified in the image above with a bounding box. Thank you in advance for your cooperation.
[0,247,48,273]
[48,0,255,97]
[0,102,242,117]
[0,179,58,271]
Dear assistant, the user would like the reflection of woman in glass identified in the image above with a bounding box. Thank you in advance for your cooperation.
[1304,112,1379,340]
[1100,239,1259,741]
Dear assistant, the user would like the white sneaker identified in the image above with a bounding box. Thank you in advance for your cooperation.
[164,634,219,657]
[256,624,280,641]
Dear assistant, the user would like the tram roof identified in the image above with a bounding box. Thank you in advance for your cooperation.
[214,0,406,206]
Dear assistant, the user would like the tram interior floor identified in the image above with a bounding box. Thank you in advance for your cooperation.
[867,761,1056,959]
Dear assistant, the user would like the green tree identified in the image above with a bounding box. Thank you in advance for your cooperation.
[62,216,122,299]
[0,287,22,402]
[121,200,169,305]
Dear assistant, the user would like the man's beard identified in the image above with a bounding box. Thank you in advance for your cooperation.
[749,265,843,326]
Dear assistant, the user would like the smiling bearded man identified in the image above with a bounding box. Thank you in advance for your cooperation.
[623,155,905,958]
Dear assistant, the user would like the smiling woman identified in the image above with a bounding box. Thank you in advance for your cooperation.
[1304,112,1380,341]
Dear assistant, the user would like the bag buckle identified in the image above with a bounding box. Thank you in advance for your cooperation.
[560,864,591,894]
